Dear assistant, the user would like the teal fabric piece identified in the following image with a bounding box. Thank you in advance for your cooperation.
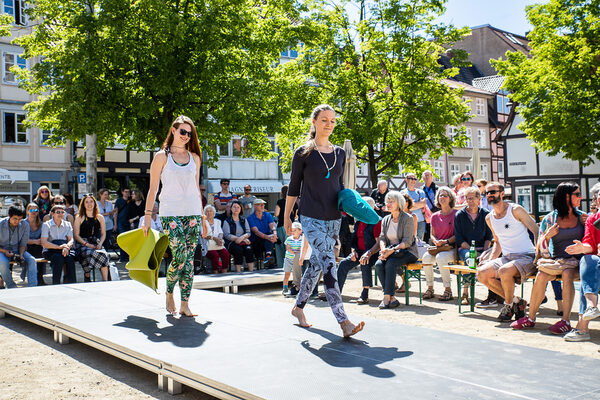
[338,189,381,225]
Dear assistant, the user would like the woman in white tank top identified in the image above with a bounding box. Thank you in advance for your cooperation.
[143,115,207,317]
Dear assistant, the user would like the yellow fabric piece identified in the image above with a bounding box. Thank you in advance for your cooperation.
[117,228,169,292]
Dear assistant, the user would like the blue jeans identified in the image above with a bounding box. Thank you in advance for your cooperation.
[375,251,418,296]
[0,252,37,288]
[579,255,600,314]
[337,252,376,292]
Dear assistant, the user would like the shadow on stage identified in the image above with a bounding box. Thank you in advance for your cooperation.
[114,315,211,348]
[299,326,413,378]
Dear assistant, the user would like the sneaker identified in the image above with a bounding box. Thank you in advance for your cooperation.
[513,298,527,320]
[549,320,572,335]
[263,255,275,269]
[498,303,514,322]
[309,292,319,299]
[288,286,299,296]
[356,296,369,305]
[564,329,590,342]
[582,306,600,321]
[476,298,499,308]
[511,316,536,330]
[282,288,290,296]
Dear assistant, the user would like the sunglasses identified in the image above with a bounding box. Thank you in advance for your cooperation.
[200,189,206,192]
[222,182,230,186]
[406,177,417,181]
[53,210,65,214]
[244,188,252,191]
[29,208,39,213]
[572,192,582,198]
[54,201,65,204]
[178,129,192,138]
[40,190,49,193]
[486,190,500,195]
[461,177,472,181]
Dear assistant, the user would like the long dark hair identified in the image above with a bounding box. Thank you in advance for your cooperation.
[553,182,579,218]
[300,104,335,156]
[162,115,202,162]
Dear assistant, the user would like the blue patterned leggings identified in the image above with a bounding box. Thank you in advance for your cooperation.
[295,216,348,323]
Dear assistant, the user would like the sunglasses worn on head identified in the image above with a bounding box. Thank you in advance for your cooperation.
[178,129,192,138]
[486,190,500,195]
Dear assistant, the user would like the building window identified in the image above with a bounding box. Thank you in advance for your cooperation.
[464,164,471,172]
[433,160,445,182]
[516,186,532,213]
[463,96,472,114]
[477,129,487,148]
[448,127,459,141]
[480,163,488,180]
[465,128,472,148]
[3,0,26,25]
[231,138,248,157]
[40,129,52,146]
[475,98,486,116]
[450,163,460,178]
[3,111,28,144]
[498,160,505,179]
[3,52,26,83]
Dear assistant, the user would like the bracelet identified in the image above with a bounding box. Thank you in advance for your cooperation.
[144,210,152,214]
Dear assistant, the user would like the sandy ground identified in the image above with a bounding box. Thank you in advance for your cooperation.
[1,262,599,399]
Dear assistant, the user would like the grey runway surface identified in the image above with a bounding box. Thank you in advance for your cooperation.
[1,279,599,400]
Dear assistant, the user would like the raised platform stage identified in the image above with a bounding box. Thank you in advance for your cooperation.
[1,280,600,400]
[192,269,285,293]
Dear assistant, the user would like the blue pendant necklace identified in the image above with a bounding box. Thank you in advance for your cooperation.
[314,140,336,179]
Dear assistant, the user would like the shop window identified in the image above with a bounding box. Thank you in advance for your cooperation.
[498,161,505,179]
[232,138,248,157]
[3,111,28,144]
[516,186,532,213]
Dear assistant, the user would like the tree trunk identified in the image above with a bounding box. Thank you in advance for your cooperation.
[85,133,97,196]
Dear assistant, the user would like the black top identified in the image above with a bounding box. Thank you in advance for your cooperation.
[288,145,345,221]
[127,201,145,221]
[454,207,493,248]
[276,198,298,228]
[80,216,101,240]
[370,188,389,217]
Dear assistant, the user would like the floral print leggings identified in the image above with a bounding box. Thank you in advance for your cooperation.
[160,215,202,301]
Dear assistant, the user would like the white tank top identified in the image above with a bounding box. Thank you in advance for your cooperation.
[158,151,204,217]
[490,203,535,254]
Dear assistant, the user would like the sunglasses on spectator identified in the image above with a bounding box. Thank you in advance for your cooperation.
[29,208,39,213]
[221,182,229,186]
[486,190,500,195]
[200,189,206,192]
[461,177,472,181]
[178,129,192,138]
[406,177,417,181]
[40,190,49,193]
[53,210,65,214]
[54,201,65,204]
[244,188,252,191]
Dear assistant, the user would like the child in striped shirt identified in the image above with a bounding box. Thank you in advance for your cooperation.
[283,222,303,296]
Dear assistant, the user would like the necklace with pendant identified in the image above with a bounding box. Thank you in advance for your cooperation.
[314,141,336,179]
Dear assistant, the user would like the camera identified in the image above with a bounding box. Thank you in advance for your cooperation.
[87,237,98,245]
[9,254,24,263]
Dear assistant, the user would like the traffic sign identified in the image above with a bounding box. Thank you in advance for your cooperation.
[78,173,86,184]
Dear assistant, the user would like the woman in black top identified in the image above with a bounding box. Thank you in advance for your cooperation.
[127,190,146,229]
[74,194,111,281]
[284,104,364,338]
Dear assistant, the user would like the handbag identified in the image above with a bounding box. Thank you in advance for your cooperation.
[427,243,454,256]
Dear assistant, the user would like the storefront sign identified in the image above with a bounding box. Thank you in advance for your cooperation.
[0,168,28,184]
[207,180,284,194]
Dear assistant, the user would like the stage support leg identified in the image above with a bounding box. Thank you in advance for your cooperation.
[232,285,238,294]
[168,378,182,395]
[0,310,5,318]
[53,331,69,344]
[158,374,168,391]
[223,286,230,294]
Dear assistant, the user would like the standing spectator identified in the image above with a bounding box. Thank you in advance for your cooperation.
[214,179,238,214]
[511,182,585,334]
[25,203,46,285]
[41,205,76,285]
[374,191,419,309]
[422,170,438,243]
[73,194,110,282]
[199,184,207,208]
[127,190,145,230]
[455,171,475,208]
[0,205,37,288]
[204,205,229,273]
[561,182,600,341]
[43,195,75,224]
[370,180,389,217]
[114,186,131,262]
[451,174,463,195]
[475,179,491,211]
[63,192,77,218]
[476,182,538,322]
[223,200,254,272]
[239,185,257,218]
[248,199,277,267]
[274,185,298,271]
[97,188,115,249]
[337,196,381,304]
[34,185,53,220]
[454,186,493,305]
[401,173,427,240]
[422,187,457,301]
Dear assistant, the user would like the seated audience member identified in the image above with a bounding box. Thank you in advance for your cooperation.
[0,204,37,288]
[25,202,47,285]
[223,200,254,272]
[374,191,418,309]
[454,187,494,305]
[247,199,277,267]
[455,171,475,209]
[204,205,230,273]
[512,182,585,334]
[74,194,110,282]
[396,193,418,293]
[41,205,76,285]
[214,179,238,214]
[43,194,75,224]
[476,182,538,322]
[561,183,600,341]
[34,185,53,220]
[337,197,381,304]
[282,222,303,296]
[451,174,463,195]
[127,189,145,230]
[139,201,163,232]
[63,192,77,218]
[422,186,457,301]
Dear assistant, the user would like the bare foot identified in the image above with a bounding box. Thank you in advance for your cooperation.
[291,306,311,328]
[179,301,197,317]
[166,293,176,316]
[341,320,365,338]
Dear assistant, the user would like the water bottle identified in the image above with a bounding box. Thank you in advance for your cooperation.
[468,240,477,269]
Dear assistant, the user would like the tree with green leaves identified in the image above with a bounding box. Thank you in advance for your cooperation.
[493,0,600,165]
[276,0,472,187]
[14,0,310,192]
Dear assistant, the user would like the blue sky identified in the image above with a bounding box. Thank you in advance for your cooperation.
[435,0,546,36]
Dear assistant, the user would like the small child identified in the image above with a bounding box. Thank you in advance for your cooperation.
[283,222,303,296]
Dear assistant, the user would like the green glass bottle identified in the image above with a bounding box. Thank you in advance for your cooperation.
[468,240,477,269]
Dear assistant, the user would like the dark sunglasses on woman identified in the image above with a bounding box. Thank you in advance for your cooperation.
[178,129,192,138]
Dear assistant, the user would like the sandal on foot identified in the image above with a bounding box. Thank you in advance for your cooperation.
[439,290,453,301]
[423,288,435,299]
